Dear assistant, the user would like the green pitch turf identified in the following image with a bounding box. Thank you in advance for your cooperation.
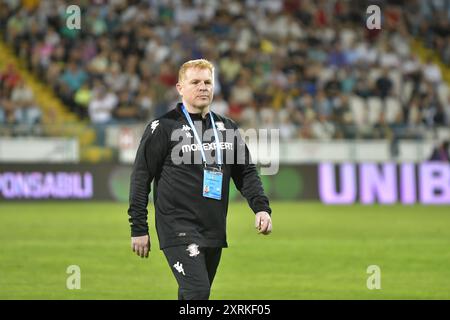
[0,202,449,299]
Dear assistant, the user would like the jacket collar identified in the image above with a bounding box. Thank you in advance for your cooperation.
[176,102,211,121]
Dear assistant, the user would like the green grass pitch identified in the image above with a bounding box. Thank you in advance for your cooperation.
[0,202,449,299]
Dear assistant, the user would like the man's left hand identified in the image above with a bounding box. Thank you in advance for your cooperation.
[255,211,272,235]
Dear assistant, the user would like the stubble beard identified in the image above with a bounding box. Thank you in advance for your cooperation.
[193,97,212,112]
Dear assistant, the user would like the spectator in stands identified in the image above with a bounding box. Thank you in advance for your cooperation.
[105,64,127,93]
[375,69,393,99]
[315,89,333,120]
[429,141,450,162]
[113,90,141,122]
[0,64,21,91]
[88,84,118,145]
[74,83,93,119]
[59,62,88,94]
[279,109,297,139]
[11,80,34,110]
[0,64,42,136]
[422,57,442,86]
[0,99,18,125]
[88,85,117,124]
[135,82,154,122]
[11,79,41,126]
[230,76,254,106]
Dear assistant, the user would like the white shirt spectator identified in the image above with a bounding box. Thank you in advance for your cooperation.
[105,67,127,92]
[120,5,138,23]
[259,107,277,129]
[230,83,253,105]
[236,26,253,52]
[11,84,34,106]
[271,15,289,39]
[402,56,420,74]
[261,0,283,14]
[423,62,442,84]
[45,29,60,48]
[199,1,217,21]
[88,91,118,124]
[175,4,200,25]
[287,16,304,39]
[379,51,400,69]
[254,13,271,37]
[390,33,410,58]
[311,120,335,140]
[355,42,378,64]
[227,1,243,16]
[145,38,170,64]
[16,105,42,125]
[278,109,297,139]
[340,28,357,50]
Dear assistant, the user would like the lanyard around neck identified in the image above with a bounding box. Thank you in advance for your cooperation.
[181,104,222,166]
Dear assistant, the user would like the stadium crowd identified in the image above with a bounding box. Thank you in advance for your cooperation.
[407,0,450,66]
[1,0,449,141]
[0,63,42,135]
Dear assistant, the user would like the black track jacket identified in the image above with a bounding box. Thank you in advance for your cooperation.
[128,103,271,249]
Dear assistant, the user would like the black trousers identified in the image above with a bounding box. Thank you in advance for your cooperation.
[163,245,222,300]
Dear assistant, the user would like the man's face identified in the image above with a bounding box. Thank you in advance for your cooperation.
[177,67,214,110]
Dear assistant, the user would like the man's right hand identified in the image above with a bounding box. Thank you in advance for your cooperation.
[131,234,150,258]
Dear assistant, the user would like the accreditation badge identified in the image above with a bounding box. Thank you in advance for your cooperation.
[203,166,223,200]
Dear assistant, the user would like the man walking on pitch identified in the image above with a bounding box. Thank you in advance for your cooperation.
[128,59,272,300]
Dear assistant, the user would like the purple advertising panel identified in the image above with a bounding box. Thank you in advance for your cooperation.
[419,163,450,204]
[400,163,416,204]
[0,164,125,201]
[360,163,397,204]
[319,162,450,205]
[1,163,449,204]
[319,163,356,204]
[0,172,93,199]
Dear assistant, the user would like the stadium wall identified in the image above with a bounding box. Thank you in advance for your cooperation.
[0,138,79,163]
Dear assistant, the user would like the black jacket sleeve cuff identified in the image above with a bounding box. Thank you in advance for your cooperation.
[252,206,272,215]
[131,227,149,237]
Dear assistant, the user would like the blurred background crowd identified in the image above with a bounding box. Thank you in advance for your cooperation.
[1,0,449,142]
